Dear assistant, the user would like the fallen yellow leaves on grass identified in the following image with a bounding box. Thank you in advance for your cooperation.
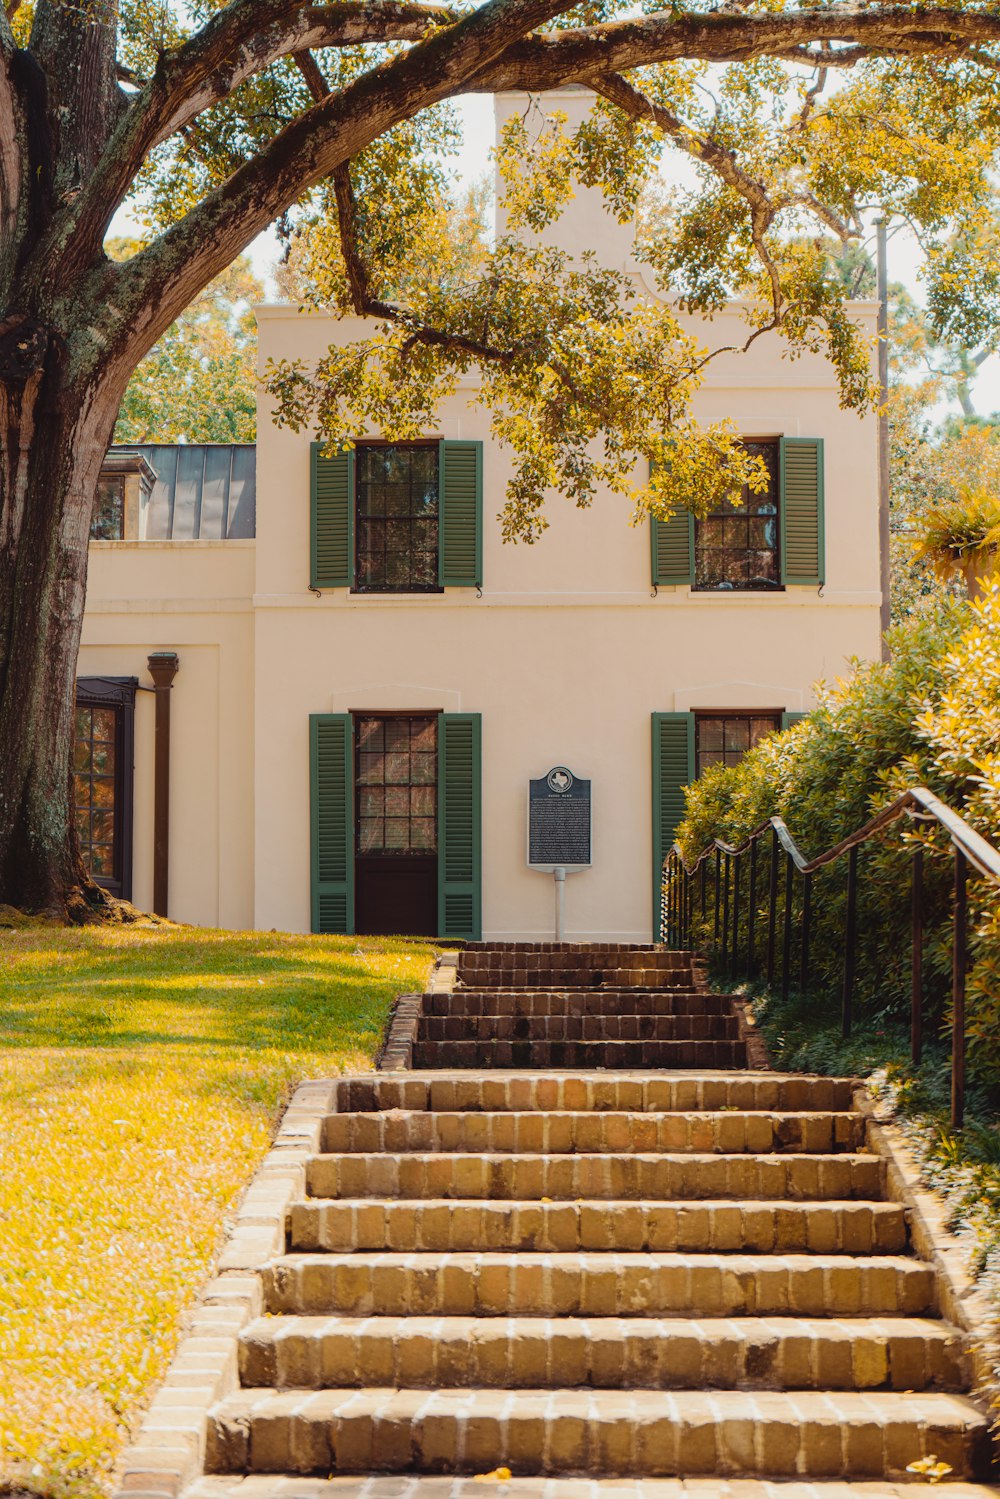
[0,922,435,1499]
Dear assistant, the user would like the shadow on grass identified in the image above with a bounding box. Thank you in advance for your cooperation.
[0,927,438,1056]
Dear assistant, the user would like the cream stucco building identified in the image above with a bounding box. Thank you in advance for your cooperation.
[76,91,882,943]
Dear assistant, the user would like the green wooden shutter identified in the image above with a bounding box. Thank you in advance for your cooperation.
[781,711,807,731]
[651,712,695,940]
[780,438,824,586]
[650,512,695,586]
[439,440,483,588]
[438,712,482,940]
[310,714,354,934]
[310,442,354,589]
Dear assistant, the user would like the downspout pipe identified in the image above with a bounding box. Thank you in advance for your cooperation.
[147,651,179,917]
[876,216,892,659]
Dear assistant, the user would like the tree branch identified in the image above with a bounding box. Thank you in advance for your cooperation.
[332,159,513,363]
[593,70,787,321]
[466,6,1000,92]
[98,0,572,370]
[33,1,458,291]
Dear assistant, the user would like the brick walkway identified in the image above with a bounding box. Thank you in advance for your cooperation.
[193,945,998,1494]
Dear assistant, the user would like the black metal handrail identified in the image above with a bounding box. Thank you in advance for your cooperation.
[662,786,1000,1127]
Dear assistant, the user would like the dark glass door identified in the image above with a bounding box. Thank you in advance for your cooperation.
[354,715,438,936]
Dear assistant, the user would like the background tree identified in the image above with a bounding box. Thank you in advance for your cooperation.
[112,245,262,442]
[6,0,1000,915]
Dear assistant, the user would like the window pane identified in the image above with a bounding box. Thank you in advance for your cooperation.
[75,807,90,840]
[358,752,383,784]
[92,741,114,775]
[385,786,409,816]
[357,719,384,751]
[92,809,115,842]
[411,785,434,816]
[385,818,409,849]
[412,818,436,851]
[699,719,724,751]
[411,721,435,752]
[384,752,409,784]
[410,753,435,785]
[92,777,115,808]
[725,719,750,752]
[91,475,125,541]
[750,717,780,747]
[359,787,384,817]
[385,720,410,753]
[93,709,117,743]
[359,818,384,852]
[73,739,92,772]
[89,845,114,875]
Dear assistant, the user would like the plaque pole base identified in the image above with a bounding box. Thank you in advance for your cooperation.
[554,866,566,942]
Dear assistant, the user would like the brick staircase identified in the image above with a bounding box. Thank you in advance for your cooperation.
[194,944,996,1496]
[411,943,748,1070]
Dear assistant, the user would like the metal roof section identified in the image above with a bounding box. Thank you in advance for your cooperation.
[111,443,256,540]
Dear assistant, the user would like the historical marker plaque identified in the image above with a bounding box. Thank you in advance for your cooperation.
[528,766,592,872]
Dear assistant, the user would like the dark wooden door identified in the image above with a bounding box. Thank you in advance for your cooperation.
[354,715,439,937]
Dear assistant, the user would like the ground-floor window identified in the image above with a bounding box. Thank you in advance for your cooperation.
[695,711,782,777]
[73,677,137,899]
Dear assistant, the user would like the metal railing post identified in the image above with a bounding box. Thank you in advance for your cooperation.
[781,850,794,1000]
[911,846,923,1066]
[952,849,967,1129]
[714,847,722,946]
[747,837,758,977]
[800,870,812,993]
[721,853,731,970]
[841,844,859,1038]
[731,852,742,978]
[766,827,779,987]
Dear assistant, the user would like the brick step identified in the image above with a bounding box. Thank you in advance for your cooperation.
[455,971,699,989]
[428,991,728,1015]
[321,1111,866,1156]
[332,1072,858,1115]
[305,1151,884,1202]
[411,1039,749,1069]
[205,1386,988,1479]
[187,1475,1000,1499]
[456,965,698,987]
[239,1314,964,1392]
[419,1015,741,1043]
[262,1252,933,1318]
[290,1198,908,1255]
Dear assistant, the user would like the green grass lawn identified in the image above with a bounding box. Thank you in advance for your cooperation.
[0,922,436,1499]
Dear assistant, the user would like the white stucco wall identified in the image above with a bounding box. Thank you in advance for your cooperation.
[80,542,255,928]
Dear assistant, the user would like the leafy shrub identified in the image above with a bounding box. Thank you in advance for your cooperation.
[677,588,1000,1084]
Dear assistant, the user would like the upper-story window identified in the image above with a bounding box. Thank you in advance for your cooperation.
[356,443,441,593]
[695,711,781,776]
[694,439,780,592]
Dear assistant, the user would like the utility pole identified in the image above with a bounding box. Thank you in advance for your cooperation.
[876,216,891,659]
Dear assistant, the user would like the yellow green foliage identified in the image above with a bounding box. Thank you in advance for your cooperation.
[678,590,1000,1077]
[0,924,434,1498]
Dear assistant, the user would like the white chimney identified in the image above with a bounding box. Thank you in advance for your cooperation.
[493,88,637,269]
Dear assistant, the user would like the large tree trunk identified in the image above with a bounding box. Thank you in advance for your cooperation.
[0,335,123,916]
